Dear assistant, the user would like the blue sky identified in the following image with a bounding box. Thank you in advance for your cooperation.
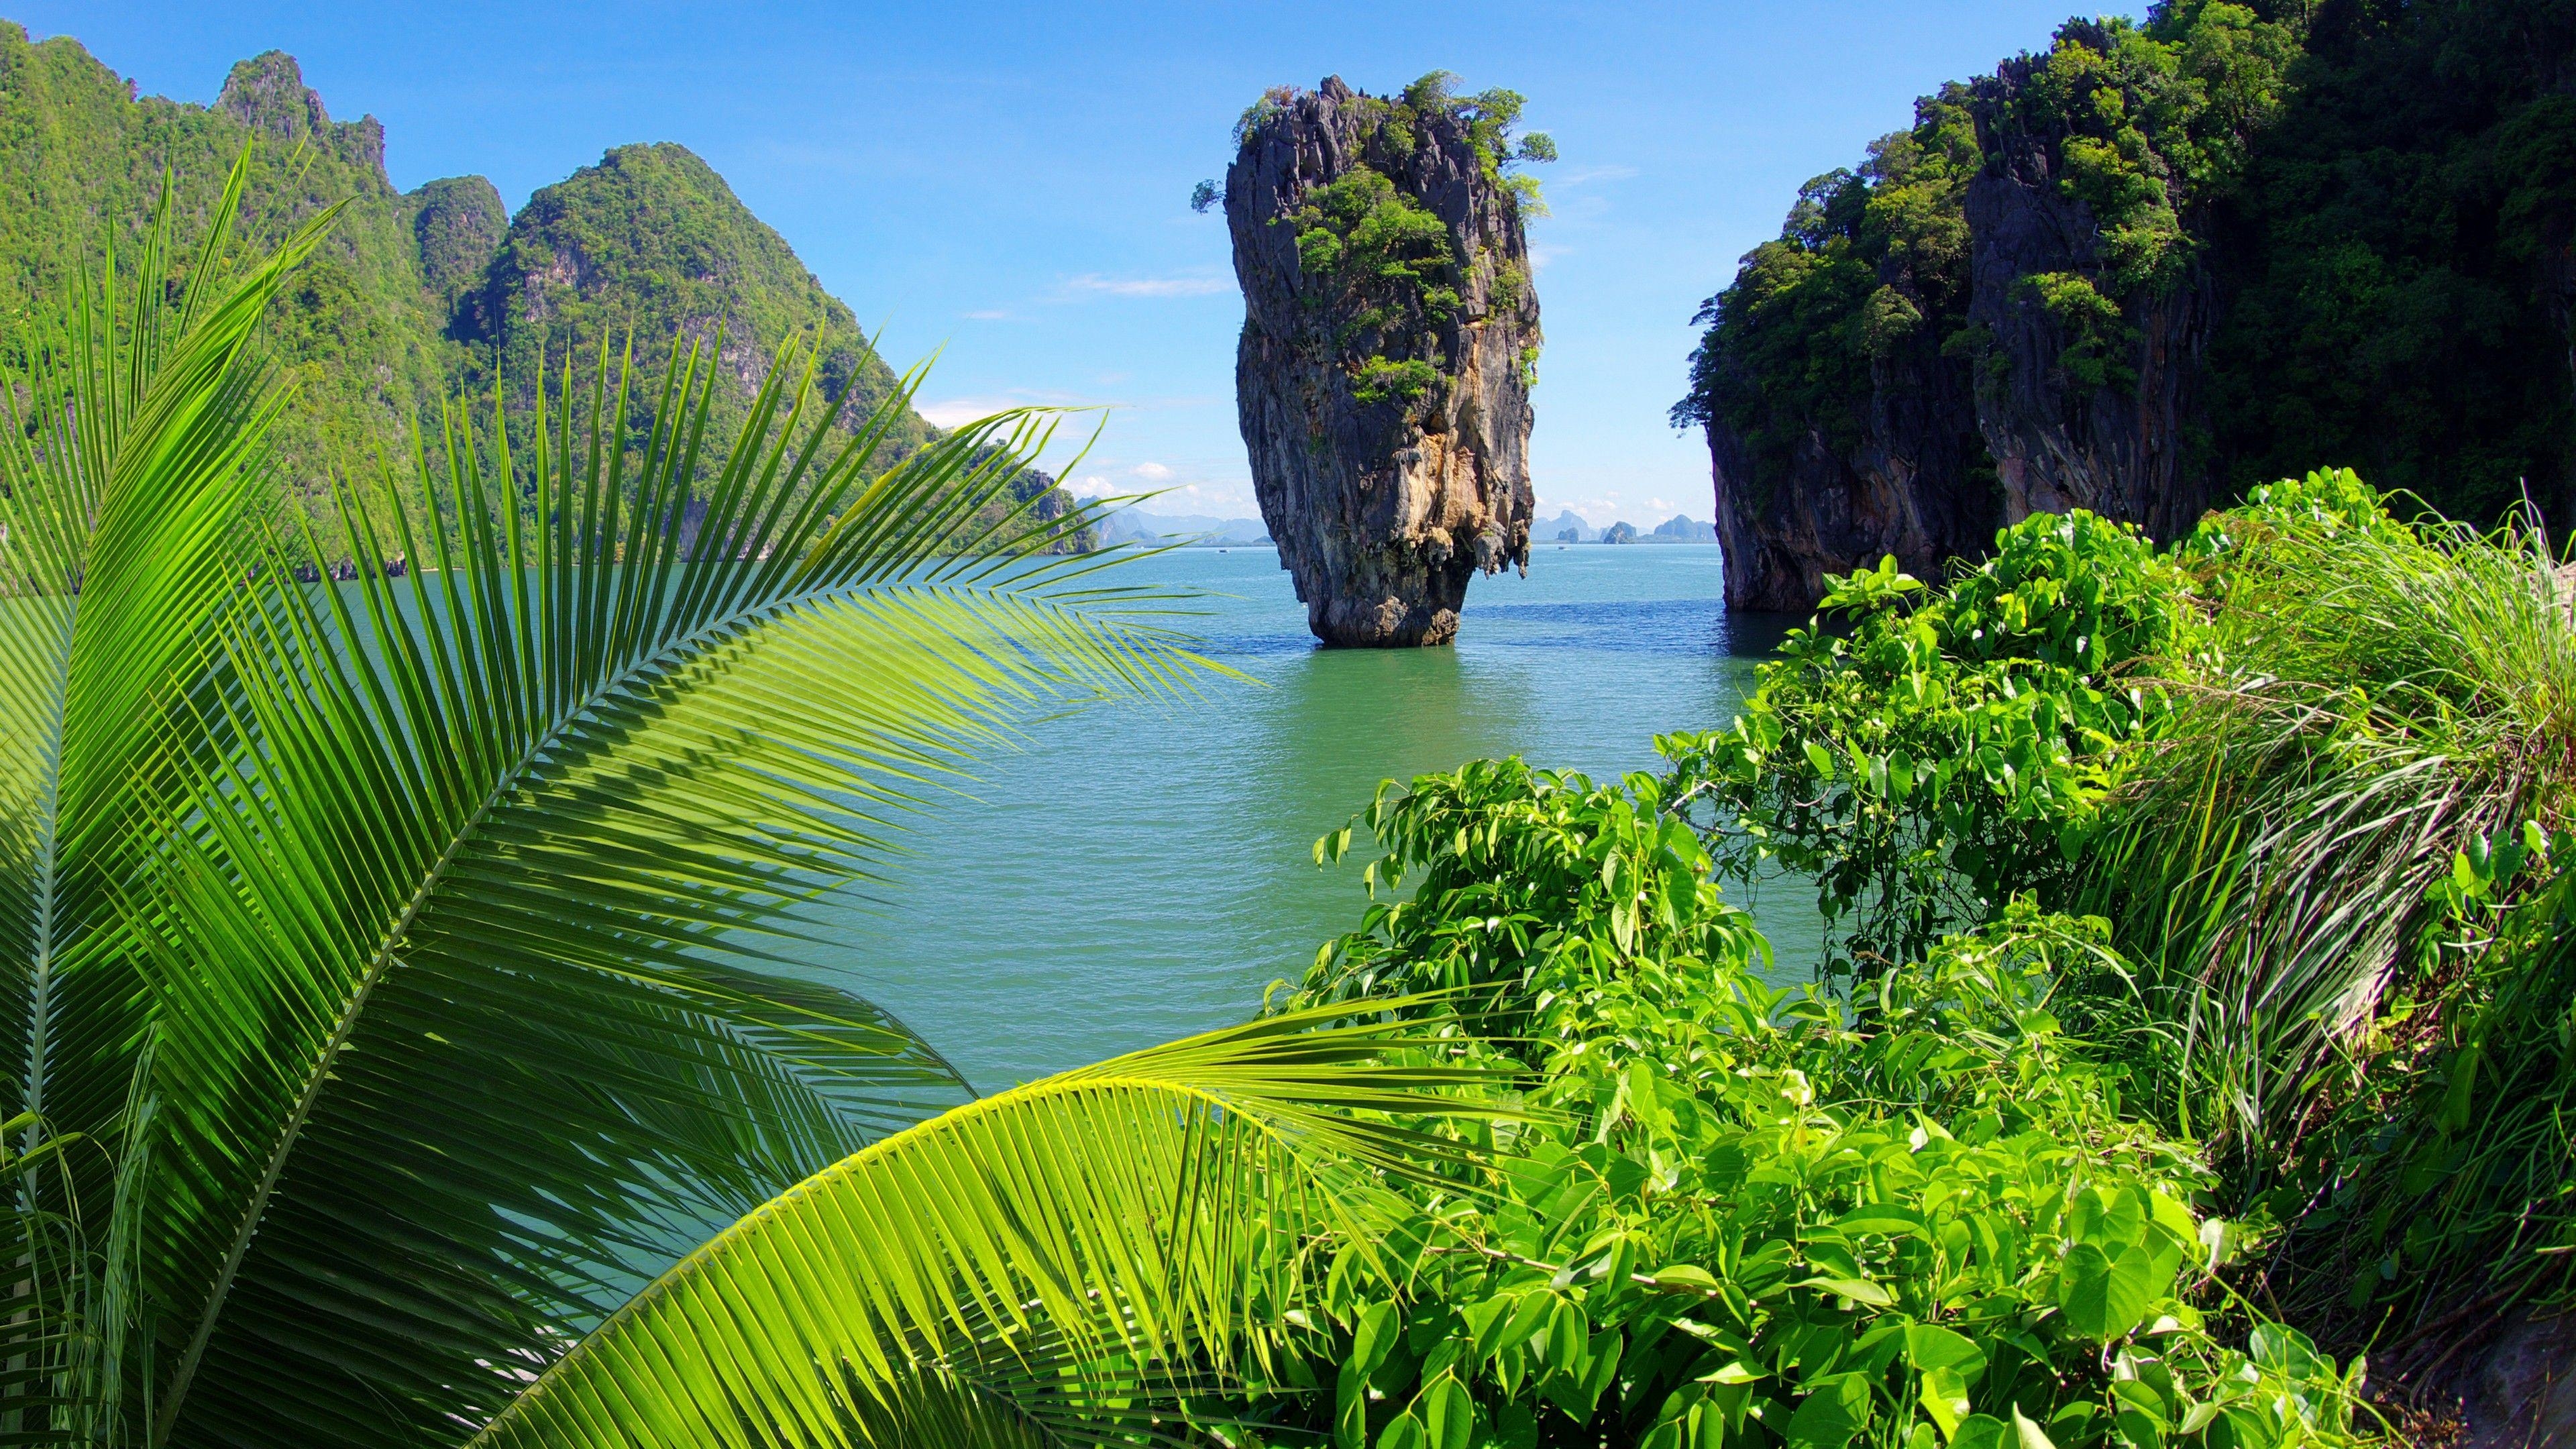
[19,1,2119,525]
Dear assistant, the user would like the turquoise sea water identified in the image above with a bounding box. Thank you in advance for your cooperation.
[804,543,1819,1090]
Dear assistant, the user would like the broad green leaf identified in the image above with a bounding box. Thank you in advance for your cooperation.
[2055,1242,2152,1340]
[1919,1366,1972,1440]
[1352,1299,1402,1379]
[1649,1264,1722,1291]
[1783,1371,1872,1448]
[1423,1374,1473,1449]
[1838,1205,1929,1239]
[1949,1415,2010,1449]
[1799,1275,1896,1307]
[1905,1323,1987,1379]
[1803,739,1838,780]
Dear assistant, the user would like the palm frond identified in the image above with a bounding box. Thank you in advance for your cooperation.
[0,150,341,1438]
[473,1005,1503,1449]
[127,332,1218,1446]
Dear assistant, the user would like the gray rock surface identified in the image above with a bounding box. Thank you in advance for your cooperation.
[1963,38,2218,545]
[1707,329,1999,612]
[1225,76,1538,646]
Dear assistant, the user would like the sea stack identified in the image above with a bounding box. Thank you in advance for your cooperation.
[1224,74,1546,646]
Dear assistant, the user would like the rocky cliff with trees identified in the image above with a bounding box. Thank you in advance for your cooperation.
[1676,0,2576,611]
[1222,72,1550,645]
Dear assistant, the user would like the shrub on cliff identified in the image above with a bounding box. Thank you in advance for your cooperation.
[1664,507,2197,971]
[1672,84,1984,513]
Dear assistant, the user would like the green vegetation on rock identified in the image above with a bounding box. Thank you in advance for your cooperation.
[1267,70,1551,414]
[1676,0,2576,531]
[1672,84,1983,508]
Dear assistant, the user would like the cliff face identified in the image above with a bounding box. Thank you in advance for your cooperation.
[1225,76,1540,647]
[1686,2,2576,610]
[1963,46,2218,545]
[1681,87,2000,613]
[1707,325,1998,613]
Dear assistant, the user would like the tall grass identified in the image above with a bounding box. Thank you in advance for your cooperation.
[2052,472,2576,1395]
[2082,477,2576,1153]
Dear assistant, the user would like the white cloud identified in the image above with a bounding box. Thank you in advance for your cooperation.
[1154,480,1260,513]
[962,308,1016,321]
[1065,474,1121,498]
[1527,244,1570,273]
[1552,164,1640,188]
[1063,273,1230,299]
[1132,462,1173,480]
[916,395,1028,428]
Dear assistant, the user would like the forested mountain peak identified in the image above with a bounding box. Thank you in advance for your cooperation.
[460,140,928,460]
[409,172,506,304]
[0,19,1014,549]
[214,50,374,168]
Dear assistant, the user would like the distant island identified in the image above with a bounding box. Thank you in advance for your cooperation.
[1540,509,1715,544]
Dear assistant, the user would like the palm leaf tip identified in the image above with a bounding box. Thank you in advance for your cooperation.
[472,1005,1511,1449]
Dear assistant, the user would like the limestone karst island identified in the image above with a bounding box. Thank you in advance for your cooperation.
[1,4,2572,1446]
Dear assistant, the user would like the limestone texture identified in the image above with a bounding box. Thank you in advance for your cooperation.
[1225,77,1539,647]
[1960,42,2218,545]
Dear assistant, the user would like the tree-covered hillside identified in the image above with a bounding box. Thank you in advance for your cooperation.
[1677,0,2576,606]
[0,21,1064,549]
[0,32,455,497]
[458,142,932,468]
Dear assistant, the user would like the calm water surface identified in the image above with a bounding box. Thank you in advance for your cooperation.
[802,544,1819,1089]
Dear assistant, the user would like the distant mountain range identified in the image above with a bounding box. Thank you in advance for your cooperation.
[0,26,1089,549]
[1099,507,1718,549]
[1098,509,1273,546]
[1538,510,1715,544]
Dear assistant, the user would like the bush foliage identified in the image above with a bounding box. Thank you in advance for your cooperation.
[1178,466,2576,1444]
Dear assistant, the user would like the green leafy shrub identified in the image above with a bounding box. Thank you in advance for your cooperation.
[2018,271,2135,391]
[1243,765,2373,1448]
[1353,356,1442,407]
[1654,461,2576,1395]
[2002,7,2296,299]
[1664,510,2200,971]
